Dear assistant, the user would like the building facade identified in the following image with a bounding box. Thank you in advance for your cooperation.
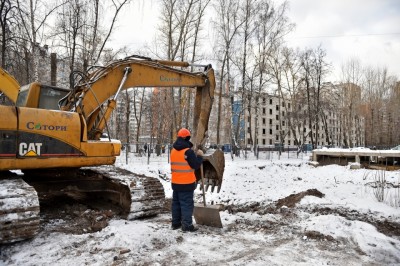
[219,83,366,150]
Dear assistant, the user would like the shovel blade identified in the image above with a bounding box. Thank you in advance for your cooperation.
[193,203,223,228]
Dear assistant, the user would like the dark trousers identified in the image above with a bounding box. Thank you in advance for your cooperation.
[171,190,194,229]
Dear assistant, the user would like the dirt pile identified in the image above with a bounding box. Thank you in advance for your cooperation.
[275,189,325,208]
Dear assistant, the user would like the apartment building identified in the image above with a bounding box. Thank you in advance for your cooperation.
[240,84,365,149]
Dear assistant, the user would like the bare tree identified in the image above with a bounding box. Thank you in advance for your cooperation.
[387,79,400,145]
[212,0,242,146]
[15,0,63,82]
[0,0,17,69]
[52,0,130,76]
[269,46,310,153]
[131,88,146,152]
[299,46,330,148]
[252,0,293,152]
[338,58,363,147]
[156,0,209,143]
[184,0,211,132]
[362,65,398,147]
[280,48,304,149]
[237,0,258,155]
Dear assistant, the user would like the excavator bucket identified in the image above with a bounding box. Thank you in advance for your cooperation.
[195,149,225,193]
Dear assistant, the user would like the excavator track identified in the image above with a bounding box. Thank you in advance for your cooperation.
[0,166,165,244]
[0,174,40,244]
[23,166,166,219]
[88,166,166,219]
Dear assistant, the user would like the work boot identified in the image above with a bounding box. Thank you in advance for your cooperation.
[171,224,181,230]
[182,225,198,232]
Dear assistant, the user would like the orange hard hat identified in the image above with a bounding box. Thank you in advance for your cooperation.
[177,128,191,138]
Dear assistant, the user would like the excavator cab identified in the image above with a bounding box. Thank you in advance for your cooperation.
[16,82,70,110]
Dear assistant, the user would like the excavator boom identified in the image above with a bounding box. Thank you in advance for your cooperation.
[0,67,20,103]
[61,56,215,147]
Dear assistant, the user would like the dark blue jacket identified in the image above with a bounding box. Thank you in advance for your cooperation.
[171,137,203,191]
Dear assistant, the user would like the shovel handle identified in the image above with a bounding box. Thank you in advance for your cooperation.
[200,164,207,207]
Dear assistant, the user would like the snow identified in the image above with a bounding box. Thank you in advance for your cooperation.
[1,151,400,265]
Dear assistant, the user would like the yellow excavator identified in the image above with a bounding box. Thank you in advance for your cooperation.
[0,55,225,244]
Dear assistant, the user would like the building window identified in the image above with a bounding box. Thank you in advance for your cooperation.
[276,105,279,111]
[269,109,272,115]
[269,98,272,105]
[276,135,279,140]
[262,97,266,104]
[282,121,285,126]
[288,103,291,109]
[262,128,266,135]
[288,140,291,145]
[276,125,279,130]
[269,119,272,125]
[263,108,266,114]
[269,139,272,145]
[262,139,266,145]
[262,118,266,125]
[282,111,285,117]
[269,129,272,135]
[276,115,279,120]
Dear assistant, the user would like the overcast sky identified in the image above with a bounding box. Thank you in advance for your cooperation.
[111,0,400,82]
[281,0,400,81]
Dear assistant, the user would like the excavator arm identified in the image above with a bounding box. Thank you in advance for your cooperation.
[61,55,224,192]
[60,56,215,149]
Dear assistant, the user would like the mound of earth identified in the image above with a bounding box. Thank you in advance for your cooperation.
[275,188,325,208]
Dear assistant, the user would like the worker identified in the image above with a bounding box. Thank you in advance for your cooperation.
[170,128,203,232]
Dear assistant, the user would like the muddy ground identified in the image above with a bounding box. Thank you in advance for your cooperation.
[1,188,398,265]
[38,189,400,240]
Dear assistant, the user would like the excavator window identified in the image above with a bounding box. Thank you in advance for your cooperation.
[15,89,28,107]
[16,84,70,110]
[38,85,69,110]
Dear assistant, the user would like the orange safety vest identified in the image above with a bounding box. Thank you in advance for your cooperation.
[170,148,196,184]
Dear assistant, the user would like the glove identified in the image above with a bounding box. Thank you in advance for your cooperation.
[196,149,204,156]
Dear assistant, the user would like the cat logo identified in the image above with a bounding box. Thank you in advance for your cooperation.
[19,143,42,156]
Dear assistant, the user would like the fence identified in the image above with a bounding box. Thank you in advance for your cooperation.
[235,146,309,161]
[119,143,310,165]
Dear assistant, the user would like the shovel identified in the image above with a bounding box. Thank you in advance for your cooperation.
[193,164,223,228]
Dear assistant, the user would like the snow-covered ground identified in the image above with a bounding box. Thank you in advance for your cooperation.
[1,151,400,265]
